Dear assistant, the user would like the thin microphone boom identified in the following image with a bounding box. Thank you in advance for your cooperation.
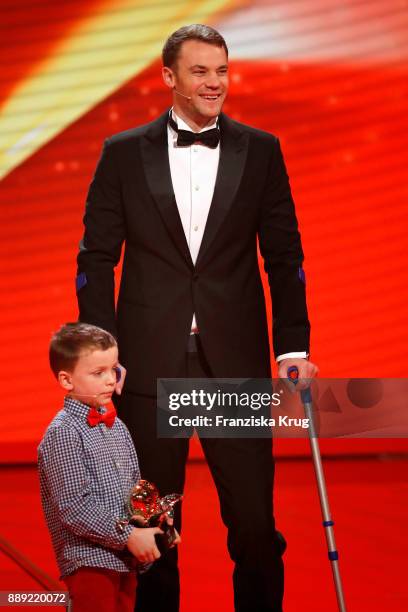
[173,89,192,101]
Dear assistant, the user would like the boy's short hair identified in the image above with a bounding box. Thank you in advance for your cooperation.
[49,322,117,378]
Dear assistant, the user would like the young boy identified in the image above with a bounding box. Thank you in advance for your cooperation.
[38,322,170,612]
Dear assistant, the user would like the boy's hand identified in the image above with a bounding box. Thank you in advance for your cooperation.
[170,528,181,547]
[127,527,163,563]
[163,514,181,547]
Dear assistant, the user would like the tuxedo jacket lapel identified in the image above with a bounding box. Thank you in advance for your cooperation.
[140,111,194,269]
[140,110,249,270]
[196,113,249,269]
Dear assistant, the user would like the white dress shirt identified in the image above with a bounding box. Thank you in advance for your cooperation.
[167,110,306,363]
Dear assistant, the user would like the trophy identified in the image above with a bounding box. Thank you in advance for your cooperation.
[126,480,182,553]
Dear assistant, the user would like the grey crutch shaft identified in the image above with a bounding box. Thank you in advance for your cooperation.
[304,400,347,612]
[287,367,347,612]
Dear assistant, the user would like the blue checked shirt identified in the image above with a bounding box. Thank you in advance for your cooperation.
[38,397,140,578]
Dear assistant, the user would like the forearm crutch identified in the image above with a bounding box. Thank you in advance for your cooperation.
[288,366,347,612]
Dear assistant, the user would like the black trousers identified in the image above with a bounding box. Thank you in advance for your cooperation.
[117,338,285,612]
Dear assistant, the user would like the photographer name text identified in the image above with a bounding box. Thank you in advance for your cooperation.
[168,415,310,429]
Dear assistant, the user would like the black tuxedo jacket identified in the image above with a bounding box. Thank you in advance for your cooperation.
[77,110,310,395]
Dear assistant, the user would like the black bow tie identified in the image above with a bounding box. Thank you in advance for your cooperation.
[169,115,220,149]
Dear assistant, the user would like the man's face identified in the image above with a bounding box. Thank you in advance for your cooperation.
[163,40,229,126]
[61,346,119,407]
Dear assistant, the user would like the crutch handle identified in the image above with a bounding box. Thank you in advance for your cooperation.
[287,365,312,403]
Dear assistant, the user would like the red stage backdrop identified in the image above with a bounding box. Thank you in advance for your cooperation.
[1,0,407,462]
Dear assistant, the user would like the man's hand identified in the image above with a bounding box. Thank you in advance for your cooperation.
[127,527,163,563]
[115,363,127,395]
[278,358,318,391]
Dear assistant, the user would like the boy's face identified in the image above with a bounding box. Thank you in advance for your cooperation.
[59,346,119,407]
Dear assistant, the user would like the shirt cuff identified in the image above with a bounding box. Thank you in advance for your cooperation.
[276,352,308,363]
[115,521,134,549]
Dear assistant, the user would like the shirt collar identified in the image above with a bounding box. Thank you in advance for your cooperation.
[63,396,104,420]
[170,108,218,134]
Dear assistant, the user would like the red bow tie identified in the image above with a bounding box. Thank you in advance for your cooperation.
[87,405,116,428]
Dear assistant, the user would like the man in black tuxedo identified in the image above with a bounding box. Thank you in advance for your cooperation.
[77,24,318,612]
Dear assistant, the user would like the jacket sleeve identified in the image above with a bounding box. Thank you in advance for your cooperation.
[76,138,126,337]
[257,137,310,358]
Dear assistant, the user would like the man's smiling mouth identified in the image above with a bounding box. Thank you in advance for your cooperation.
[200,94,221,100]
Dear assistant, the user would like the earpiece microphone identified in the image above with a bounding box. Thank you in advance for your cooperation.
[173,88,192,101]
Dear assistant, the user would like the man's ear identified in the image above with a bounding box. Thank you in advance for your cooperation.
[58,371,73,391]
[162,66,175,90]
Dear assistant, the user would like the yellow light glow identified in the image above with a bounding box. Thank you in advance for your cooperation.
[0,0,235,179]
